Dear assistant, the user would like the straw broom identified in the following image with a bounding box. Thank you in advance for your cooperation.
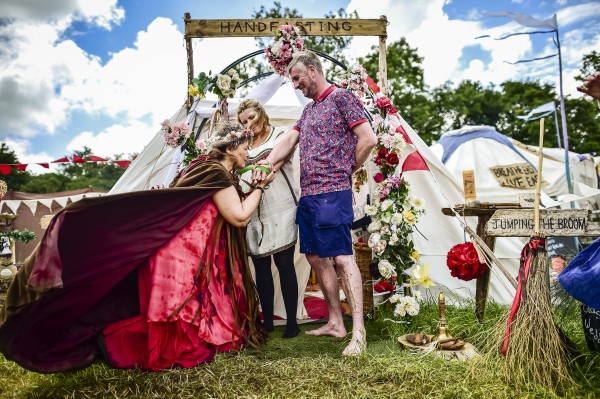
[494,118,573,390]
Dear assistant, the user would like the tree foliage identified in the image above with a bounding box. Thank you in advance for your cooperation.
[0,143,31,191]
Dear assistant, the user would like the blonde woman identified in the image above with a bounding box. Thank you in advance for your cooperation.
[237,99,300,338]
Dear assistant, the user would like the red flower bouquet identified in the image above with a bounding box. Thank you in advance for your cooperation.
[374,279,395,293]
[446,242,487,281]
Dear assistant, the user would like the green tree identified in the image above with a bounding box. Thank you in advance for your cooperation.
[19,173,69,193]
[575,50,600,82]
[359,38,441,143]
[0,143,31,191]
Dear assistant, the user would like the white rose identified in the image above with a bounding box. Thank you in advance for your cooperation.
[271,40,283,55]
[389,293,402,303]
[391,213,403,225]
[394,303,407,317]
[388,233,399,245]
[216,74,232,91]
[368,233,381,248]
[367,220,382,233]
[378,260,396,279]
[381,213,392,224]
[364,204,379,216]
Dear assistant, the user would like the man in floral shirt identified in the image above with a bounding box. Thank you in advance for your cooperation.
[256,50,377,356]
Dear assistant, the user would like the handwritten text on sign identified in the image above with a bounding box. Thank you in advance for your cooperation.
[485,209,591,237]
[489,162,541,189]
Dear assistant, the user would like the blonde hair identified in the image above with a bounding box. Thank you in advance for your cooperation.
[236,99,270,135]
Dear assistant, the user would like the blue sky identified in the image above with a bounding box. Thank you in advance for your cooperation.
[0,0,598,172]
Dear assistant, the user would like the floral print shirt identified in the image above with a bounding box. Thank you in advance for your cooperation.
[293,85,367,196]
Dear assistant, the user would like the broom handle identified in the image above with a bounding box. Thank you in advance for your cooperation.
[534,118,544,235]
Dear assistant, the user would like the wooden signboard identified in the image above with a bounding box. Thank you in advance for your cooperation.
[489,162,543,190]
[462,170,476,203]
[485,209,600,237]
[184,18,387,38]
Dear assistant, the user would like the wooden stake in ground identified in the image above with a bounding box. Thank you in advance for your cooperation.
[499,118,572,389]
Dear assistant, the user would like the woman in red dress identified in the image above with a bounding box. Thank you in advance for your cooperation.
[0,121,274,372]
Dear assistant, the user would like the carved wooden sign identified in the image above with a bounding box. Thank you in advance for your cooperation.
[184,18,387,38]
[485,209,600,237]
[489,162,543,189]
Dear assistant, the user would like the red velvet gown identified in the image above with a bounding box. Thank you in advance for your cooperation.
[103,201,249,370]
[0,157,265,373]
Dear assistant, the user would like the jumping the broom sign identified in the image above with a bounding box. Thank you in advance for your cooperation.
[485,209,600,237]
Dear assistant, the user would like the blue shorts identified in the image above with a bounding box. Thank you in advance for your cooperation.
[296,190,354,258]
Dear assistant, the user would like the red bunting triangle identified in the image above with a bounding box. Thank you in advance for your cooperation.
[395,125,412,144]
[52,156,69,163]
[72,154,86,163]
[16,164,28,172]
[114,160,131,168]
[366,76,380,94]
[38,163,49,168]
[0,165,11,175]
[402,151,429,173]
[88,155,107,162]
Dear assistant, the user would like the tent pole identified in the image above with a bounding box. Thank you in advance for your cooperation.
[555,19,573,197]
[184,12,194,111]
[378,15,388,94]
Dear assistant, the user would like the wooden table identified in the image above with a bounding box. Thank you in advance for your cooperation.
[441,206,520,322]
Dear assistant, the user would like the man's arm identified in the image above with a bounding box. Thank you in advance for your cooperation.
[577,72,600,101]
[352,122,378,173]
[253,128,299,180]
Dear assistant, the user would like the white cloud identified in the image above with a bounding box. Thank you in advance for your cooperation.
[66,120,156,159]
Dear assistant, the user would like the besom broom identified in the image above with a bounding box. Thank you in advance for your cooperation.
[498,117,573,389]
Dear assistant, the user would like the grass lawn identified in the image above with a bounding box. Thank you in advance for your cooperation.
[0,299,599,399]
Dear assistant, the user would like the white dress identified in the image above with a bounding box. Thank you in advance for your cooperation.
[240,126,299,257]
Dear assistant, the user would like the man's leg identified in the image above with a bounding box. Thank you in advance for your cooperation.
[305,254,346,337]
[334,254,366,356]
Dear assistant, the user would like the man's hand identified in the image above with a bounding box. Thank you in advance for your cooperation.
[577,71,600,101]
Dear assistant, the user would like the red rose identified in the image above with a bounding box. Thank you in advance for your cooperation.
[378,147,389,158]
[386,152,399,166]
[376,96,392,109]
[373,172,384,183]
[446,242,487,281]
[374,280,394,293]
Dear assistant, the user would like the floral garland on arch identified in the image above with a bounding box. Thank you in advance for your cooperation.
[342,63,432,319]
[265,24,304,76]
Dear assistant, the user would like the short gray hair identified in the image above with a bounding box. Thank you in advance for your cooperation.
[286,50,323,76]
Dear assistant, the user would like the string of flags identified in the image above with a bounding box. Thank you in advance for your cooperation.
[0,154,132,175]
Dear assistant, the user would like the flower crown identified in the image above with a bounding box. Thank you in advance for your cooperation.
[205,128,254,149]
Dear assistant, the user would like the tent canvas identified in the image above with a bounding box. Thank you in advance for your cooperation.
[430,125,600,209]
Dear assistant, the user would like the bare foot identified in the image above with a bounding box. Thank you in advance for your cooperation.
[305,323,346,338]
[342,337,367,356]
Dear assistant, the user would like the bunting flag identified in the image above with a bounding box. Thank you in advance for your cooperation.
[517,101,555,121]
[402,151,430,173]
[0,154,132,175]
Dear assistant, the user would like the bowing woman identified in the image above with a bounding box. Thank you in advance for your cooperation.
[0,121,275,372]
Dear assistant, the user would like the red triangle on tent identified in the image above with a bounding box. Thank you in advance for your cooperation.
[114,160,131,168]
[0,165,11,175]
[16,164,28,172]
[88,155,107,162]
[72,154,86,163]
[366,76,380,94]
[402,151,429,173]
[52,156,69,163]
[395,125,412,144]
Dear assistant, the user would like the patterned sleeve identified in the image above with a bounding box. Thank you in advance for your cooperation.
[335,89,368,128]
[293,106,309,132]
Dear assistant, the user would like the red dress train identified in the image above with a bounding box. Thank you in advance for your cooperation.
[103,201,249,370]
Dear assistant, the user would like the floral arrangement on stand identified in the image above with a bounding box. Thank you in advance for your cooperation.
[265,24,304,76]
[342,63,431,320]
[446,242,487,281]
